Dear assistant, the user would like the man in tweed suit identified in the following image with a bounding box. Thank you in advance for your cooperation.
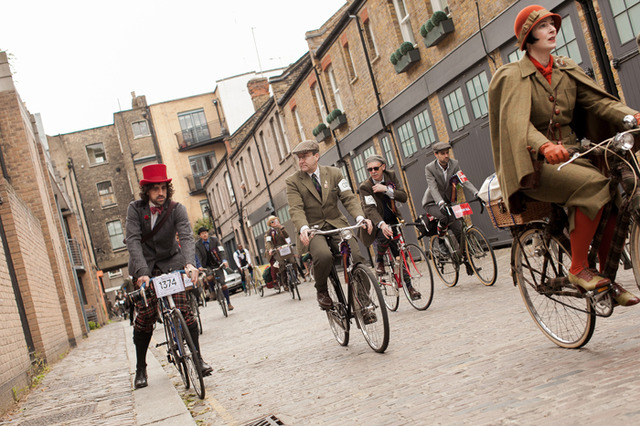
[126,164,212,389]
[286,140,372,310]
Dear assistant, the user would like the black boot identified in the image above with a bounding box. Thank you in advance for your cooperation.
[189,323,213,376]
[134,368,148,389]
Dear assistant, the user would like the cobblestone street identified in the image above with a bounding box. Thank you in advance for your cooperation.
[3,247,640,425]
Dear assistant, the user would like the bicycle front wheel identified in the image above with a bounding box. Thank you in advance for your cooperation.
[429,235,459,287]
[217,287,228,317]
[351,264,390,353]
[513,224,595,349]
[628,220,640,291]
[465,227,497,286]
[400,244,434,311]
[326,269,350,346]
[174,311,205,399]
[163,312,187,387]
[378,250,399,311]
[189,292,203,335]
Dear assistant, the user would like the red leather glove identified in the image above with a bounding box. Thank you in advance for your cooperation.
[539,142,570,165]
[635,113,640,127]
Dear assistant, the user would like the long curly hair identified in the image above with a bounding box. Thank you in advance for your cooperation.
[139,182,174,204]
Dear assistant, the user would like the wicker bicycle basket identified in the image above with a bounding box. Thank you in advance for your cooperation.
[488,199,552,229]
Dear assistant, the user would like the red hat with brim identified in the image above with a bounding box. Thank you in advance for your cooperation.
[514,5,562,51]
[140,164,172,186]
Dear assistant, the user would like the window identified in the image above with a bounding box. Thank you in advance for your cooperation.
[413,109,436,148]
[552,15,582,64]
[363,19,379,58]
[86,143,106,165]
[237,157,250,194]
[338,163,349,182]
[224,172,236,204]
[381,136,395,167]
[276,206,291,223]
[293,107,305,140]
[392,0,415,44]
[431,0,450,15]
[215,183,225,211]
[343,43,357,80]
[97,181,116,207]
[107,269,123,279]
[465,71,490,119]
[200,200,210,217]
[507,49,524,63]
[178,108,210,145]
[397,121,418,157]
[189,152,217,178]
[353,146,376,184]
[132,120,150,138]
[107,220,126,250]
[269,118,284,161]
[247,147,260,185]
[259,131,273,171]
[611,0,640,44]
[313,84,329,125]
[443,88,470,132]
[276,112,290,155]
[326,65,344,111]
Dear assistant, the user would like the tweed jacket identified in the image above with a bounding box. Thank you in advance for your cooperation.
[195,236,224,269]
[359,170,407,246]
[422,158,478,209]
[264,227,294,263]
[125,199,195,279]
[286,165,364,233]
[488,54,637,213]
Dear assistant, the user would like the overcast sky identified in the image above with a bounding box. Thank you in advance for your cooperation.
[1,0,347,135]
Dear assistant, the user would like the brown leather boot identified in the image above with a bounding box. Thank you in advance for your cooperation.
[375,261,385,275]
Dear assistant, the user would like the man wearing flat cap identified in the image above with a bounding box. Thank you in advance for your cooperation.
[125,164,213,389]
[264,215,295,290]
[286,140,373,310]
[359,154,421,300]
[422,143,479,274]
[195,225,233,310]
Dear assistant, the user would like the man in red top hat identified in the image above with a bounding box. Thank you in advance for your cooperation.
[125,164,213,389]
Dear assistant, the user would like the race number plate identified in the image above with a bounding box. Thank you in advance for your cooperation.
[153,271,185,298]
[279,246,292,256]
[183,273,194,288]
[451,203,473,218]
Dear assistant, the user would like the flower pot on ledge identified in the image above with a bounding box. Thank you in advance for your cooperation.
[423,18,455,48]
[315,127,332,142]
[394,49,421,74]
[329,113,347,131]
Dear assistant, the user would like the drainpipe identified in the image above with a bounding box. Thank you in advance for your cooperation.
[576,0,619,97]
[143,107,163,163]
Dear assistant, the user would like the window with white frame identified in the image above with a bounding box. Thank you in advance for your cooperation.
[259,131,273,171]
[552,15,582,64]
[189,152,216,180]
[97,181,116,207]
[397,121,418,157]
[465,71,490,119]
[107,269,123,279]
[106,220,126,250]
[237,156,250,194]
[247,147,260,185]
[392,0,415,44]
[413,109,436,148]
[269,118,285,161]
[353,146,376,184]
[178,108,210,145]
[326,65,344,112]
[86,143,107,165]
[611,0,640,44]
[293,107,305,140]
[507,49,525,63]
[276,112,290,155]
[200,199,210,217]
[313,84,329,125]
[215,184,225,211]
[343,42,357,80]
[443,88,470,132]
[276,206,291,223]
[431,0,450,15]
[363,18,379,58]
[224,172,235,204]
[381,136,395,167]
[132,120,150,138]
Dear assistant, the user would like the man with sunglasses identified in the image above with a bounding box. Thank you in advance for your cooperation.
[422,142,479,275]
[359,155,421,300]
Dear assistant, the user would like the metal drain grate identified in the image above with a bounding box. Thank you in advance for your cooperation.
[245,414,284,426]
[17,403,97,425]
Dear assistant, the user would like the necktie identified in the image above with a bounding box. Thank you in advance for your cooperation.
[311,173,322,196]
[150,205,163,215]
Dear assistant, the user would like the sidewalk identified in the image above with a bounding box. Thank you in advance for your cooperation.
[0,321,194,426]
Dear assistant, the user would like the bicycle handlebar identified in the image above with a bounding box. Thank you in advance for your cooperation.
[309,221,365,236]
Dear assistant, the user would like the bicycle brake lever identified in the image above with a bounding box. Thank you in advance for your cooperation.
[557,152,581,171]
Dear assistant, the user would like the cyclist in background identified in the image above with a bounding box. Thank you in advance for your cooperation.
[233,242,253,293]
[195,226,233,310]
[264,215,294,291]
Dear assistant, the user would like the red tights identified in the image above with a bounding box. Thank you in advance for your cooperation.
[569,207,616,275]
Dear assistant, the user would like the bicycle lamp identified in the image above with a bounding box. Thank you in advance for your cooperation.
[340,229,353,240]
[623,114,638,130]
[613,131,635,151]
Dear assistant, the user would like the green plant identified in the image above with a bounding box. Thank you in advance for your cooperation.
[89,321,100,330]
[420,23,428,38]
[331,109,342,119]
[400,42,415,54]
[432,10,448,25]
[426,19,435,32]
[193,217,214,237]
[313,123,327,137]
[390,51,400,65]
[326,113,334,124]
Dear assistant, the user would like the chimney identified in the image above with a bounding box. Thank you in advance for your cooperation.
[247,78,270,111]
[131,91,147,109]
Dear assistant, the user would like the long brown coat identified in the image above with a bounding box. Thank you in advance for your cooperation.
[488,55,637,214]
[264,226,294,263]
[359,170,407,246]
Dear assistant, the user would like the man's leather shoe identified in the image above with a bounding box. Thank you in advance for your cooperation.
[317,292,333,310]
[464,261,474,276]
[134,368,148,389]
[362,310,377,325]
[568,269,610,291]
[200,359,213,376]
[408,287,421,300]
[375,261,386,275]
[228,303,234,311]
[612,283,640,307]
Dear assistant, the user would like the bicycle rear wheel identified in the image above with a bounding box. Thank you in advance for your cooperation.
[429,235,459,287]
[174,311,205,399]
[290,268,301,300]
[163,312,187,387]
[189,292,203,335]
[217,286,228,317]
[351,264,389,353]
[326,269,350,346]
[513,224,596,349]
[465,227,497,286]
[379,250,399,311]
[628,220,640,291]
[400,244,434,311]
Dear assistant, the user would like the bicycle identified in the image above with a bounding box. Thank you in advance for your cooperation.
[130,271,205,399]
[428,198,498,287]
[310,221,390,353]
[274,244,301,300]
[185,279,204,335]
[377,221,434,311]
[241,266,257,295]
[510,125,640,348]
[203,265,228,317]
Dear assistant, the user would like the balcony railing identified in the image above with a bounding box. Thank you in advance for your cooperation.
[67,238,85,270]
[185,174,206,195]
[175,120,227,151]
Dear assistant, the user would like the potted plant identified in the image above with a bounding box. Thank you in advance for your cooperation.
[313,123,331,142]
[327,109,347,131]
[421,11,455,48]
[390,41,421,74]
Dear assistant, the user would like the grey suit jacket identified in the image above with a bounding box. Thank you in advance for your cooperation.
[125,199,195,278]
[422,158,478,209]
